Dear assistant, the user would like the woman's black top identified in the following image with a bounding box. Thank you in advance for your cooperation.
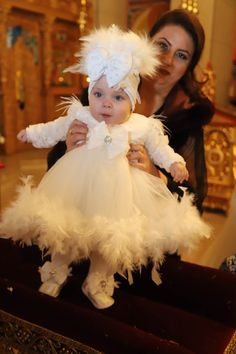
[156,85,215,212]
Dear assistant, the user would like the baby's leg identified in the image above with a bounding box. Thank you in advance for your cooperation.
[39,253,72,298]
[89,251,117,295]
[82,251,117,309]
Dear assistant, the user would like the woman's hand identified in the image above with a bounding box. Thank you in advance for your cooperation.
[127,144,167,183]
[66,120,88,152]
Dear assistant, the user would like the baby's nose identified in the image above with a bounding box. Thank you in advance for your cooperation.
[103,99,112,108]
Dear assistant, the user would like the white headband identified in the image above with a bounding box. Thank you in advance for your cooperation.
[64,25,160,110]
[88,73,140,111]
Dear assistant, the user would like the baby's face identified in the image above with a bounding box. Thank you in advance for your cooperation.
[89,76,132,125]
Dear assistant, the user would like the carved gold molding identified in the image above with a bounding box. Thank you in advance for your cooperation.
[224,331,236,354]
[0,4,10,89]
[0,0,82,23]
[204,125,235,213]
[0,309,103,354]
[0,0,93,153]
[0,308,234,353]
[40,15,55,89]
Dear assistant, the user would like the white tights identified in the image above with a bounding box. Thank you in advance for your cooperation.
[88,251,115,278]
[46,251,115,280]
[50,252,73,268]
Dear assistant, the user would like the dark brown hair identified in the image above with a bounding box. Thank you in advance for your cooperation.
[149,9,205,97]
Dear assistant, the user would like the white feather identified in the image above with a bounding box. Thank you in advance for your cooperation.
[64,25,160,79]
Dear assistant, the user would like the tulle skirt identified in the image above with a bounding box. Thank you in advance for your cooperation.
[0,146,211,273]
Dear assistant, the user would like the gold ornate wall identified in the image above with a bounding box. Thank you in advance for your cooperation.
[128,0,169,32]
[0,0,93,154]
[204,109,236,214]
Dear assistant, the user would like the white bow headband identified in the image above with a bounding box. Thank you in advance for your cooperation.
[64,25,160,110]
[86,47,133,87]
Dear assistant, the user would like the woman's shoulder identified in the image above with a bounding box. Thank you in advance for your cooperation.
[164,87,215,127]
[186,94,215,125]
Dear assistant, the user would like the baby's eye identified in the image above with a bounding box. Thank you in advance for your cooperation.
[114,95,124,101]
[94,91,102,98]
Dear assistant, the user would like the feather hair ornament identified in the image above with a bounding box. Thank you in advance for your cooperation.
[64,25,160,110]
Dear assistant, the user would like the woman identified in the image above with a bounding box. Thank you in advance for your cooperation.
[48,9,214,213]
[140,9,215,212]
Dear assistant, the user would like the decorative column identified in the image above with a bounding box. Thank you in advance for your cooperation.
[40,15,55,89]
[0,4,11,152]
[40,14,55,122]
[0,5,10,95]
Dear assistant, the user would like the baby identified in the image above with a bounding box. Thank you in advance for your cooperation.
[1,26,210,309]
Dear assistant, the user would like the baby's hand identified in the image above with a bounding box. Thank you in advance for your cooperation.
[169,162,189,183]
[17,129,28,143]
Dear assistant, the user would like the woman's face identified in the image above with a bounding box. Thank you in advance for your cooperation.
[152,25,194,88]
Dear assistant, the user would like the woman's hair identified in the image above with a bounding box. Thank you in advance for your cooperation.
[149,9,206,98]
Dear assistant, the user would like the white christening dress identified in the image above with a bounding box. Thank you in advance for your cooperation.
[0,99,211,274]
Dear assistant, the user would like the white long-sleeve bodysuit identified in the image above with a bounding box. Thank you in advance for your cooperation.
[0,99,211,274]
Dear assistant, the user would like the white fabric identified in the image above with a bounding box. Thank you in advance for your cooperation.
[64,25,160,111]
[0,99,211,276]
[118,73,141,110]
[25,99,184,171]
[86,47,140,110]
[86,47,133,88]
[86,121,130,159]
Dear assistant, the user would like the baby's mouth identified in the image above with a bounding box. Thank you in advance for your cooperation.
[102,114,112,119]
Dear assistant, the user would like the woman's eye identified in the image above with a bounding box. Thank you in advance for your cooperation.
[176,51,189,61]
[156,41,168,52]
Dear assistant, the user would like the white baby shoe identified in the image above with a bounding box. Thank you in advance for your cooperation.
[38,261,71,298]
[39,281,63,298]
[82,272,115,309]
[105,275,119,297]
